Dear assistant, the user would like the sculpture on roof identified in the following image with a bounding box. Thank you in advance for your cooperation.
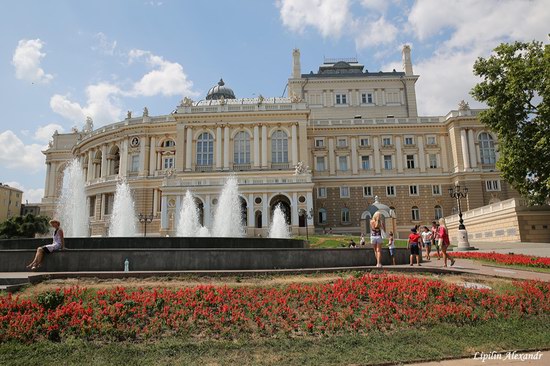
[83,116,94,133]
[219,95,226,106]
[290,91,302,103]
[458,100,470,111]
[181,97,194,107]
[127,110,132,119]
[143,107,149,117]
[257,94,265,105]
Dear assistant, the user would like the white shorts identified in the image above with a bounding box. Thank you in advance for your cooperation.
[43,243,61,253]
[370,236,382,245]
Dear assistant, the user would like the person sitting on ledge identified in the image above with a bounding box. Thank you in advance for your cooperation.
[26,219,65,270]
[348,239,357,248]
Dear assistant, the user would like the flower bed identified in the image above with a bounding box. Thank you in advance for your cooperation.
[1,274,549,342]
[451,252,550,269]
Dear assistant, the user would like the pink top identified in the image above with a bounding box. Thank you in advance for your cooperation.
[438,226,450,245]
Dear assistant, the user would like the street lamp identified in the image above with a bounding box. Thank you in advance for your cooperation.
[448,184,468,229]
[299,208,313,241]
[138,213,154,237]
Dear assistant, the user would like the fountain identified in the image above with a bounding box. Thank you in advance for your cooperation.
[108,180,137,237]
[268,204,290,239]
[56,159,88,237]
[176,190,204,237]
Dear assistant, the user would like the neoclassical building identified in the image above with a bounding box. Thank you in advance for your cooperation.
[41,46,519,238]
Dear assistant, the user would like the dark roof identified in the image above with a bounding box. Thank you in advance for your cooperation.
[206,78,236,100]
[303,60,405,78]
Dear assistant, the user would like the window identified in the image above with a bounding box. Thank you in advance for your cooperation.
[432,185,441,195]
[434,205,443,220]
[104,194,113,215]
[317,187,327,198]
[271,130,288,163]
[386,186,395,196]
[361,155,370,170]
[335,93,347,105]
[386,90,400,104]
[316,156,325,171]
[196,132,214,166]
[314,138,324,148]
[163,140,175,147]
[130,155,140,172]
[163,157,174,169]
[363,186,372,197]
[427,136,437,145]
[338,156,348,171]
[341,208,350,223]
[384,155,392,170]
[318,208,327,224]
[382,137,392,146]
[337,138,347,147]
[409,185,418,196]
[485,180,501,191]
[429,154,438,169]
[359,137,369,147]
[340,186,350,198]
[361,93,373,104]
[233,131,250,164]
[479,132,496,164]
[89,196,96,217]
[404,136,414,146]
[406,154,415,169]
[411,206,420,221]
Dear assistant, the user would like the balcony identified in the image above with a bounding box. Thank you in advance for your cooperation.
[195,165,213,172]
[232,163,251,171]
[271,162,290,170]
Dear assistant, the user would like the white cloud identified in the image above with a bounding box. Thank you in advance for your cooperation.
[0,130,45,172]
[92,32,117,55]
[12,39,53,84]
[4,182,44,204]
[355,16,398,48]
[33,123,65,143]
[276,0,351,38]
[360,0,389,13]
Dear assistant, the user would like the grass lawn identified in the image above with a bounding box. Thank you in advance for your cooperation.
[1,316,549,366]
[295,234,408,248]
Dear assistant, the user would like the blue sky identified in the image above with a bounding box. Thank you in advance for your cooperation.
[0,0,548,203]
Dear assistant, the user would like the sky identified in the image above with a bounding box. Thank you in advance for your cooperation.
[0,0,548,204]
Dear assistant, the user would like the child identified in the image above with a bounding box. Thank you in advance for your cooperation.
[421,226,433,260]
[431,221,441,260]
[408,227,422,266]
[387,231,396,265]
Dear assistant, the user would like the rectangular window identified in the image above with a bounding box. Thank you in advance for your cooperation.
[339,156,348,171]
[409,185,419,196]
[130,155,140,172]
[340,186,350,198]
[361,155,370,170]
[359,137,369,147]
[429,154,438,169]
[89,196,96,217]
[163,157,174,169]
[337,138,347,147]
[314,138,324,148]
[432,185,441,195]
[406,154,415,169]
[386,186,396,196]
[341,209,350,223]
[318,209,327,224]
[382,137,392,146]
[361,93,373,104]
[404,136,414,146]
[363,186,372,197]
[427,136,437,145]
[335,94,347,105]
[434,206,443,220]
[411,207,420,221]
[384,155,393,170]
[104,194,113,215]
[485,180,501,191]
[317,187,327,198]
[315,156,325,171]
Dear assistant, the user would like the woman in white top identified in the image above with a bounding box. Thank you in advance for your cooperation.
[26,219,64,270]
[370,212,385,267]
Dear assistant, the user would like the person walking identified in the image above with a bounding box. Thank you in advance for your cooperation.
[421,226,433,260]
[370,212,385,267]
[431,221,441,260]
[26,219,65,270]
[408,227,422,266]
[438,218,455,267]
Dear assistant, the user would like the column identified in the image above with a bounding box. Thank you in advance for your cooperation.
[291,123,298,166]
[223,125,230,169]
[247,193,254,228]
[160,195,168,229]
[139,137,148,176]
[87,150,93,181]
[328,138,335,175]
[175,195,181,225]
[373,137,381,174]
[460,129,470,170]
[306,192,314,227]
[149,136,156,174]
[204,195,211,228]
[253,125,260,168]
[153,189,159,216]
[120,139,129,177]
[176,124,185,172]
[101,145,108,177]
[351,137,358,174]
[467,129,477,168]
[44,163,51,197]
[185,127,193,171]
[298,121,308,167]
[262,193,269,228]
[216,125,223,170]
[261,125,267,168]
[100,194,106,220]
[49,162,57,196]
[395,136,403,173]
[291,192,298,227]
[156,151,162,171]
[418,136,426,172]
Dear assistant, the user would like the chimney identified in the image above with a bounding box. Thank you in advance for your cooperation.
[402,45,413,76]
[292,48,301,79]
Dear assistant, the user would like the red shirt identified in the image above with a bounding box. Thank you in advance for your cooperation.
[408,233,421,245]
[438,226,450,245]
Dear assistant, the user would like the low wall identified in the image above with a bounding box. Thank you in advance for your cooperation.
[0,248,409,272]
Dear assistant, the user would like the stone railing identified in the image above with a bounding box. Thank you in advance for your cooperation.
[445,198,520,223]
[309,116,442,127]
[164,175,312,187]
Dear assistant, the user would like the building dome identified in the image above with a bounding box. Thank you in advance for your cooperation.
[206,78,236,100]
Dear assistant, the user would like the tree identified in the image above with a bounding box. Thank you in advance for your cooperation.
[0,214,50,238]
[471,39,550,205]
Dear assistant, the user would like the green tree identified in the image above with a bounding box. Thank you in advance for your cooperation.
[471,40,550,205]
[0,214,50,238]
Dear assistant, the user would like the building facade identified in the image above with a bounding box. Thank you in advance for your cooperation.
[40,46,519,238]
[0,183,23,222]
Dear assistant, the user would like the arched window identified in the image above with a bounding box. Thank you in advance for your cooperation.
[234,131,250,164]
[434,205,443,220]
[411,206,420,221]
[196,133,213,166]
[341,208,350,224]
[271,130,288,163]
[479,132,496,164]
[318,208,327,224]
[163,139,175,148]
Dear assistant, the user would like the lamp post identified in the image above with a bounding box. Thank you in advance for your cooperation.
[138,213,154,237]
[448,183,474,250]
[299,208,313,241]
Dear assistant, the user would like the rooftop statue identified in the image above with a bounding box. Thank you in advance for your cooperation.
[83,116,93,133]
[290,91,302,103]
[181,97,194,107]
[143,107,149,117]
[458,100,470,111]
[127,110,132,119]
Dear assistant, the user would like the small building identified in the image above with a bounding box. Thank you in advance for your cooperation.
[0,183,23,221]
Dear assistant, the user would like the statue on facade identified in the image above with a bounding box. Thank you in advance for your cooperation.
[127,110,132,119]
[290,91,302,103]
[83,116,94,133]
[47,140,53,148]
[458,100,470,111]
[71,126,79,133]
[143,107,149,117]
[257,94,265,105]
[294,161,310,175]
[181,96,194,107]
